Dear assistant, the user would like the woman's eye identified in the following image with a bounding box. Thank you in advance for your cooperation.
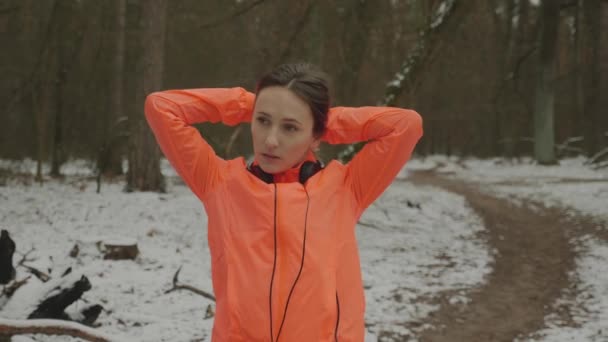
[284,125,298,132]
[257,117,270,125]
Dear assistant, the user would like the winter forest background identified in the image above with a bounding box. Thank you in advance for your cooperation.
[1,0,608,341]
[1,0,607,186]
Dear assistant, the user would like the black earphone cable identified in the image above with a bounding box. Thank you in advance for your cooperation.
[335,292,340,341]
[275,187,310,341]
[269,183,278,342]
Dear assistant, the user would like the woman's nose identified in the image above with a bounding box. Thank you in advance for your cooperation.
[265,130,279,149]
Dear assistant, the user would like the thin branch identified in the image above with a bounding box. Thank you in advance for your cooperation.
[276,0,316,63]
[0,318,128,342]
[19,263,50,283]
[199,0,266,29]
[357,220,380,230]
[339,0,469,163]
[560,0,578,10]
[16,247,36,267]
[555,136,585,157]
[1,276,31,298]
[507,46,538,81]
[3,0,60,119]
[0,6,19,14]
[225,125,244,158]
[380,0,465,107]
[587,146,608,165]
[164,266,216,302]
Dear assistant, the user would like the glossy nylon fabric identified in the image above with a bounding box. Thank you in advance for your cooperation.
[145,88,423,341]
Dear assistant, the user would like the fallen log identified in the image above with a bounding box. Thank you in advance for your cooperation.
[102,239,139,260]
[0,230,16,285]
[0,231,106,334]
[28,275,93,320]
[1,273,103,327]
[0,318,128,342]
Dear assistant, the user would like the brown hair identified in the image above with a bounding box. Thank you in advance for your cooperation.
[256,63,330,138]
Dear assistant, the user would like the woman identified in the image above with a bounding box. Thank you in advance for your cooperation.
[145,63,423,341]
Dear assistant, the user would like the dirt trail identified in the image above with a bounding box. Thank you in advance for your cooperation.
[407,170,584,342]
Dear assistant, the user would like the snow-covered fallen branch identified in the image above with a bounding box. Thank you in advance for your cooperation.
[1,276,30,299]
[0,318,129,342]
[1,232,105,327]
[586,146,608,167]
[165,266,215,302]
[555,136,585,157]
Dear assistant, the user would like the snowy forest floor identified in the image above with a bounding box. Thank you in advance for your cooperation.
[0,156,607,342]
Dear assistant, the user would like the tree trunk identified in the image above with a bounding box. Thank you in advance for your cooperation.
[491,0,517,157]
[102,0,127,176]
[49,1,67,178]
[574,0,584,138]
[0,230,16,285]
[380,0,470,107]
[335,0,377,105]
[34,1,61,183]
[50,57,65,178]
[533,0,559,164]
[578,0,602,156]
[49,1,86,177]
[34,84,46,185]
[126,0,166,192]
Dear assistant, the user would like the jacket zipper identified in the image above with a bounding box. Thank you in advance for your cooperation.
[335,292,340,341]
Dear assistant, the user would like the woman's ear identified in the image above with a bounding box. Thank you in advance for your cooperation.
[311,138,321,152]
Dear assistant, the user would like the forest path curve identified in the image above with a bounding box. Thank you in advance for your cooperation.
[406,170,601,342]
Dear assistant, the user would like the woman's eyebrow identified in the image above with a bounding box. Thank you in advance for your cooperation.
[257,111,302,125]
[283,117,302,125]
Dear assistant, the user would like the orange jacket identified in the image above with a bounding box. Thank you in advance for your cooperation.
[145,88,423,341]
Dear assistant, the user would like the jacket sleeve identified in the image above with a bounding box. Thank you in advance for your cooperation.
[323,106,423,211]
[144,88,255,200]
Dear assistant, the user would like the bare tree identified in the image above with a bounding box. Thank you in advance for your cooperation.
[491,0,534,157]
[380,0,471,107]
[339,0,470,162]
[99,0,127,176]
[577,0,602,156]
[125,0,166,192]
[33,1,61,183]
[334,0,378,105]
[50,0,86,177]
[533,0,559,164]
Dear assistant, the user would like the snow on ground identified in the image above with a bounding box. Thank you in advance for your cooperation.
[5,155,606,341]
[406,156,608,222]
[360,181,491,340]
[407,155,608,341]
[0,159,492,341]
[1,176,214,341]
[525,236,608,342]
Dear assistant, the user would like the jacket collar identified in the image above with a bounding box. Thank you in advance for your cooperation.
[252,151,317,184]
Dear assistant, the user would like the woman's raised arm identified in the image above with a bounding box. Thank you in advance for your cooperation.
[323,106,423,211]
[145,88,255,200]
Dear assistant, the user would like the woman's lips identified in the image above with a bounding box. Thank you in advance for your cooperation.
[261,153,280,161]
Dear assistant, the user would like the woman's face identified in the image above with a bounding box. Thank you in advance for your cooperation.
[251,86,320,174]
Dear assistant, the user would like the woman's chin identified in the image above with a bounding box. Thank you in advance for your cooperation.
[258,162,283,175]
